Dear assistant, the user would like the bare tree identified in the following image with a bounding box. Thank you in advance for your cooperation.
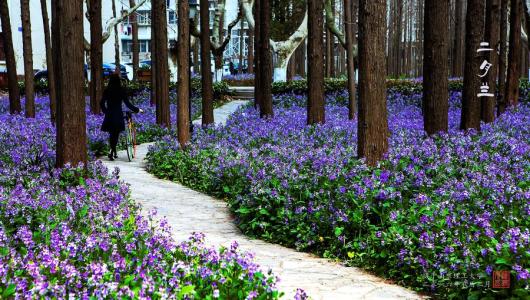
[344,0,357,119]
[461,0,485,131]
[258,0,273,117]
[152,0,170,127]
[423,0,449,135]
[177,0,191,147]
[505,0,522,108]
[483,0,501,123]
[358,0,389,166]
[54,0,88,167]
[307,0,325,125]
[88,0,103,114]
[129,0,139,81]
[498,0,508,115]
[200,0,214,125]
[112,0,120,70]
[40,0,57,123]
[20,0,35,118]
[0,0,21,114]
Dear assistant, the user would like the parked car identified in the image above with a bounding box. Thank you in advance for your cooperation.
[34,65,89,83]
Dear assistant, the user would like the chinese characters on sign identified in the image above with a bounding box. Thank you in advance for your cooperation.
[477,42,495,98]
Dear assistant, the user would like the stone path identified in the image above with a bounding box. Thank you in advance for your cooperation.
[102,101,424,299]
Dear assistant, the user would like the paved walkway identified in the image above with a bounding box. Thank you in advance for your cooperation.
[102,101,423,299]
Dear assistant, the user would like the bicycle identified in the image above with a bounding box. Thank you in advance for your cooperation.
[123,111,137,162]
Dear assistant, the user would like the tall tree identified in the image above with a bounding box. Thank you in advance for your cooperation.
[54,0,87,167]
[112,0,120,70]
[200,0,214,125]
[461,0,485,131]
[307,0,325,125]
[40,0,56,123]
[152,0,170,127]
[89,0,103,114]
[248,28,254,73]
[20,0,35,118]
[358,0,389,166]
[498,0,508,115]
[483,0,501,123]
[258,0,273,117]
[453,0,465,77]
[151,6,157,107]
[344,0,357,120]
[239,20,245,74]
[254,0,262,109]
[505,0,522,107]
[129,0,139,81]
[177,0,190,147]
[423,0,449,135]
[0,0,21,114]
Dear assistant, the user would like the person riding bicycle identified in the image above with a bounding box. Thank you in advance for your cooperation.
[100,74,143,161]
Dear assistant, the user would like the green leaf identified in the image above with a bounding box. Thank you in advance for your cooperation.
[3,284,15,298]
[334,227,344,237]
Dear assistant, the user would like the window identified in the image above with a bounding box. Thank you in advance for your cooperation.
[168,11,177,25]
[137,11,151,25]
[122,40,151,54]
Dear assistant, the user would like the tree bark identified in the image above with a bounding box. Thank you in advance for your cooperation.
[54,0,87,167]
[130,0,139,81]
[344,0,357,120]
[461,0,485,131]
[239,20,245,74]
[505,0,522,107]
[498,0,508,115]
[153,0,170,127]
[453,0,465,77]
[248,28,254,73]
[258,0,273,117]
[308,0,325,125]
[40,0,56,123]
[254,0,261,109]
[423,0,449,135]
[177,0,190,147]
[200,0,214,125]
[0,0,21,114]
[151,8,157,107]
[20,0,35,118]
[483,0,501,123]
[89,0,103,114]
[112,0,120,70]
[358,0,389,166]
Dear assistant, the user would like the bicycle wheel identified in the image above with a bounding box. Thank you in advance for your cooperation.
[126,123,134,162]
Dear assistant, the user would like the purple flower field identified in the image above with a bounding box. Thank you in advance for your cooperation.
[147,91,530,298]
[0,95,282,299]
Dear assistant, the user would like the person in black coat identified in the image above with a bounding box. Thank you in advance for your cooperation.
[100,74,142,161]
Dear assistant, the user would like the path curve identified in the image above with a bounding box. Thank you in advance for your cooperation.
[102,101,423,300]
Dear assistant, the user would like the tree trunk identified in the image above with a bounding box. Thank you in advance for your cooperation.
[130,0,139,81]
[461,0,485,131]
[345,0,357,120]
[177,0,191,147]
[112,0,120,70]
[453,0,465,77]
[483,0,500,123]
[358,0,389,166]
[308,0,325,125]
[40,0,56,123]
[505,0,522,107]
[498,0,508,115]
[248,28,254,73]
[153,0,170,127]
[239,20,245,74]
[0,0,21,114]
[89,0,103,114]
[259,0,273,117]
[254,0,261,109]
[200,0,214,125]
[20,0,35,118]
[54,0,87,167]
[423,0,449,135]
[151,8,157,107]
